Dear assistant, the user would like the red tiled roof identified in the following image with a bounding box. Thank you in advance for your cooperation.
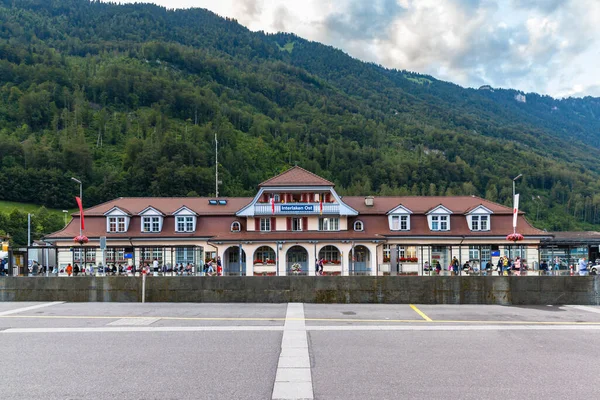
[78,197,253,216]
[258,166,334,187]
[342,196,515,215]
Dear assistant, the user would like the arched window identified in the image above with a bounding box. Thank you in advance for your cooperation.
[231,221,241,232]
[254,246,276,264]
[354,220,364,231]
[318,245,341,263]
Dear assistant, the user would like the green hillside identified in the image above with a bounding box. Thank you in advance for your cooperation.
[0,0,599,242]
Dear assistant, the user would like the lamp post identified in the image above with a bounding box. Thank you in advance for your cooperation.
[71,177,82,237]
[512,174,522,200]
[512,174,523,259]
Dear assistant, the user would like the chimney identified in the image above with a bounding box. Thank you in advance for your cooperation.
[365,196,374,207]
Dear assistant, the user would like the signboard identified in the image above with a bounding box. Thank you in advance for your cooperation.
[280,204,315,212]
[491,251,500,256]
[100,236,107,250]
[124,253,133,259]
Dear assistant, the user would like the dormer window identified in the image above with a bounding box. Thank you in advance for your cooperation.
[387,205,412,231]
[173,206,197,233]
[354,220,364,231]
[427,205,452,231]
[108,216,127,233]
[139,207,164,233]
[466,205,493,231]
[231,221,241,232]
[431,215,448,231]
[176,216,195,232]
[104,206,131,233]
[142,216,161,233]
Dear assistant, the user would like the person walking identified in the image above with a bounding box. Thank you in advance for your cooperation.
[451,257,459,276]
[579,257,588,276]
[73,263,80,276]
[315,258,320,275]
[318,258,324,276]
[435,260,441,275]
[66,263,73,277]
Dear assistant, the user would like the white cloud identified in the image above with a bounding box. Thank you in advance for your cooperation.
[104,0,600,98]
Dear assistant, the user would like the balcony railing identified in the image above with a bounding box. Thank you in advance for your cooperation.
[254,202,339,215]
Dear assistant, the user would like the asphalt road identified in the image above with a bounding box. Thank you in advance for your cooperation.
[1,302,600,400]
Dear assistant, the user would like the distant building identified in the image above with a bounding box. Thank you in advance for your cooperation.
[478,85,494,91]
[46,167,550,275]
[515,93,527,103]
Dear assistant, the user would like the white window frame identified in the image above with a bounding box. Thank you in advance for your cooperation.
[231,221,241,232]
[319,217,339,231]
[142,216,161,233]
[354,220,364,231]
[431,215,439,231]
[108,216,127,233]
[292,217,303,232]
[471,215,479,231]
[175,216,196,233]
[480,215,489,231]
[260,218,271,232]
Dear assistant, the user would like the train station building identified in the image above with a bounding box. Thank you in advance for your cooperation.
[45,166,551,275]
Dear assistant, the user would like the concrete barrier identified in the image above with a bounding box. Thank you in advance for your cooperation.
[1,276,599,305]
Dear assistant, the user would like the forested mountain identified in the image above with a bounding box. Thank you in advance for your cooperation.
[1,0,600,243]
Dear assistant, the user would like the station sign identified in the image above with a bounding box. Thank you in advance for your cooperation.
[280,205,315,212]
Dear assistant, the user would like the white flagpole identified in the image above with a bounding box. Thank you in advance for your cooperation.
[512,194,520,234]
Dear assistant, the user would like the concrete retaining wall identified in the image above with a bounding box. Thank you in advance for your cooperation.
[1,276,599,305]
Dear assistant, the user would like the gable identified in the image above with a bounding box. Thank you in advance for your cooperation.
[139,206,164,216]
[426,205,453,215]
[258,166,334,187]
[103,207,130,216]
[387,204,413,215]
[466,205,494,215]
[173,206,197,216]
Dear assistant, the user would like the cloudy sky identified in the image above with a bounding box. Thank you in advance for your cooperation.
[108,0,600,98]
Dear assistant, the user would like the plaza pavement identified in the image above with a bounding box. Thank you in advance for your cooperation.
[1,301,600,399]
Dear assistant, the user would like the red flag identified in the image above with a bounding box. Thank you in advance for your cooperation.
[319,194,323,215]
[76,196,85,230]
[270,197,275,214]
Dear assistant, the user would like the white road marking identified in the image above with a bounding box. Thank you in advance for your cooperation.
[0,302,64,316]
[272,303,314,400]
[2,324,600,334]
[306,325,600,331]
[108,317,160,326]
[1,326,284,333]
[568,305,600,314]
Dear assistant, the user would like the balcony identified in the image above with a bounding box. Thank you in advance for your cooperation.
[254,202,339,215]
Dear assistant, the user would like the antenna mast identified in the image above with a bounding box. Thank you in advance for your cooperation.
[215,132,219,198]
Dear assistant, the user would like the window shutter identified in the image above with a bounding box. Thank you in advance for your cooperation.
[302,217,308,231]
[325,193,331,202]
[255,218,260,231]
[271,217,276,231]
[287,217,292,231]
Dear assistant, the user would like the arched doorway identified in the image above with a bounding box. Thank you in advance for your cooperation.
[318,245,342,276]
[349,245,370,275]
[224,246,247,276]
[253,246,277,276]
[286,246,308,276]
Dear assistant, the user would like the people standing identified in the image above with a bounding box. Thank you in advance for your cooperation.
[66,263,73,276]
[318,258,324,276]
[514,256,521,276]
[435,260,441,275]
[73,263,80,276]
[315,258,320,275]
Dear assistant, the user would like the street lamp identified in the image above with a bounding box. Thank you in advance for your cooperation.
[62,210,68,227]
[71,177,82,237]
[512,174,522,199]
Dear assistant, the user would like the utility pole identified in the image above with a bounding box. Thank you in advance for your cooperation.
[215,132,219,198]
